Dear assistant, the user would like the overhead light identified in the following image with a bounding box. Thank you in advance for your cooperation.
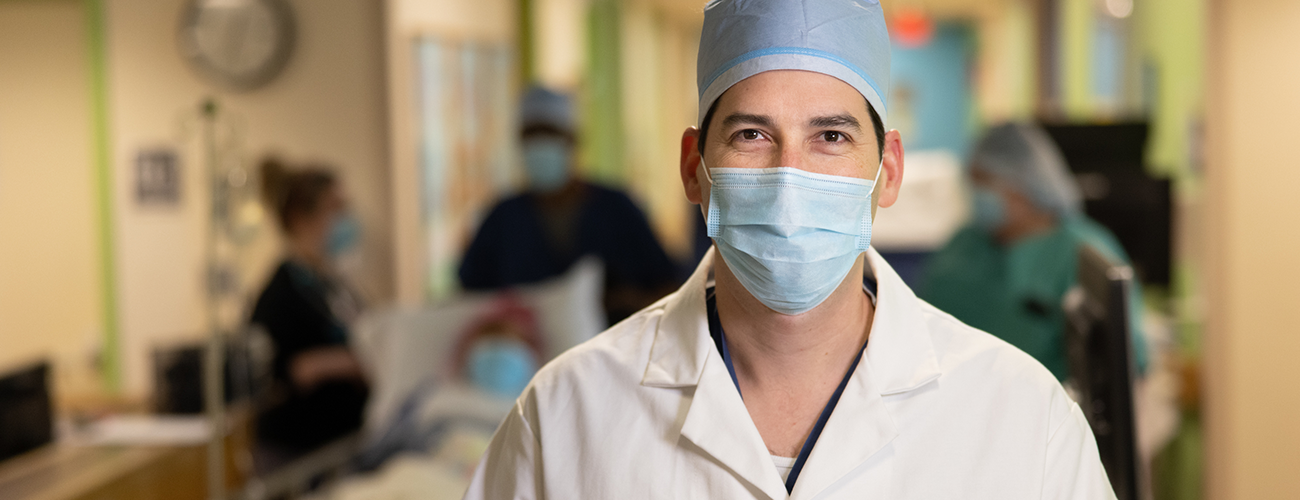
[1105,0,1133,19]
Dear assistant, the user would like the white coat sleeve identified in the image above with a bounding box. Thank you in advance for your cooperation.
[463,400,544,500]
[1041,402,1118,500]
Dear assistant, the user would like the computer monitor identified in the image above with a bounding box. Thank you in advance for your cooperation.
[153,337,267,414]
[0,361,53,462]
[1040,122,1172,287]
[1063,244,1140,500]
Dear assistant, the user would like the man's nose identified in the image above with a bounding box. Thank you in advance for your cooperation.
[776,141,807,170]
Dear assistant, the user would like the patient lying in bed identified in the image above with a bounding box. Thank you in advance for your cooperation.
[322,298,545,499]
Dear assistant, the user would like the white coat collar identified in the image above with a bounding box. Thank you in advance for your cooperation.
[641,247,943,499]
[642,247,942,393]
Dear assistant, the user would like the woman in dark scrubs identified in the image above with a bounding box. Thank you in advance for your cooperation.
[251,159,368,454]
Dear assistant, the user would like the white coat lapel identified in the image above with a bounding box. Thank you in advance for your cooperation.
[642,249,789,500]
[680,353,791,499]
[861,249,943,396]
[787,360,899,499]
[788,250,942,499]
[641,250,712,388]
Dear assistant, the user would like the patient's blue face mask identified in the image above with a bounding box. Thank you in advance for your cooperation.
[467,338,538,398]
[523,137,572,193]
[703,160,882,315]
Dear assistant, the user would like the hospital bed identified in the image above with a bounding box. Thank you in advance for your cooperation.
[289,258,605,500]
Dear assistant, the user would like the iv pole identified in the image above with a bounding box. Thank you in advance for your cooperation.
[201,97,227,500]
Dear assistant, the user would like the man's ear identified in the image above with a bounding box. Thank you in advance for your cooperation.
[680,127,704,205]
[875,129,905,209]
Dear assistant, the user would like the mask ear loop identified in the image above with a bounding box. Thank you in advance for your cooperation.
[700,158,722,238]
[857,158,885,250]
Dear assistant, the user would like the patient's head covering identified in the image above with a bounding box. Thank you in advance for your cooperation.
[520,85,574,134]
[451,294,545,377]
[696,0,891,127]
[970,122,1083,217]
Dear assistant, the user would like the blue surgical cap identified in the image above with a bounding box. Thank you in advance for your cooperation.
[696,0,891,127]
[520,85,574,133]
[971,123,1083,217]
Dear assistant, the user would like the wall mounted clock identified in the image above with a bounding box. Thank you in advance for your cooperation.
[179,0,295,92]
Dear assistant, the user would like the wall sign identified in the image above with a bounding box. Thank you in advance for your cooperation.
[136,148,181,206]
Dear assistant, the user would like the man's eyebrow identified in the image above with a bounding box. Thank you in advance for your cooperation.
[721,113,775,129]
[809,114,862,131]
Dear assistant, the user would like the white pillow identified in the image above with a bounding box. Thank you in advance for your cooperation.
[352,258,604,435]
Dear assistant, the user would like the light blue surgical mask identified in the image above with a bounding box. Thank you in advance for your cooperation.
[703,161,882,315]
[523,138,572,192]
[326,213,361,258]
[467,338,538,398]
[970,186,1008,232]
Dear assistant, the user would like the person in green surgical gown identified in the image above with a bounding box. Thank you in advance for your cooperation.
[919,123,1148,380]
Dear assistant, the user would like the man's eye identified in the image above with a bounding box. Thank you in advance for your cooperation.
[822,131,843,142]
[740,130,761,141]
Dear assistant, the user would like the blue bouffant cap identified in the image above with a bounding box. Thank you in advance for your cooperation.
[971,123,1084,217]
[696,0,892,127]
[520,85,574,133]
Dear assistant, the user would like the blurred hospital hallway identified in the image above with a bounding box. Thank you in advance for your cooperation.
[0,0,1298,499]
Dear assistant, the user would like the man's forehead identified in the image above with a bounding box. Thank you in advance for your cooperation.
[715,70,871,119]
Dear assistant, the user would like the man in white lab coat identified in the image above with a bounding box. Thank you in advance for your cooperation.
[464,0,1116,498]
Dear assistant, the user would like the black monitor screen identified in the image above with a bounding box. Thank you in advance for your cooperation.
[1041,122,1172,287]
[0,361,53,462]
[1064,244,1140,500]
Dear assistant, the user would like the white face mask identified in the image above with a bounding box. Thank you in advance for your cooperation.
[702,160,882,315]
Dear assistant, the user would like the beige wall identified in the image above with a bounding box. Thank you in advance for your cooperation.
[104,0,390,396]
[619,0,699,260]
[534,0,587,90]
[1204,0,1300,498]
[0,1,104,399]
[974,0,1037,123]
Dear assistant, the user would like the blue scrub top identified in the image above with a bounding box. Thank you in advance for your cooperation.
[458,182,680,319]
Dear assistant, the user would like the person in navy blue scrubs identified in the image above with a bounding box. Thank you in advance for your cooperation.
[458,86,679,324]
